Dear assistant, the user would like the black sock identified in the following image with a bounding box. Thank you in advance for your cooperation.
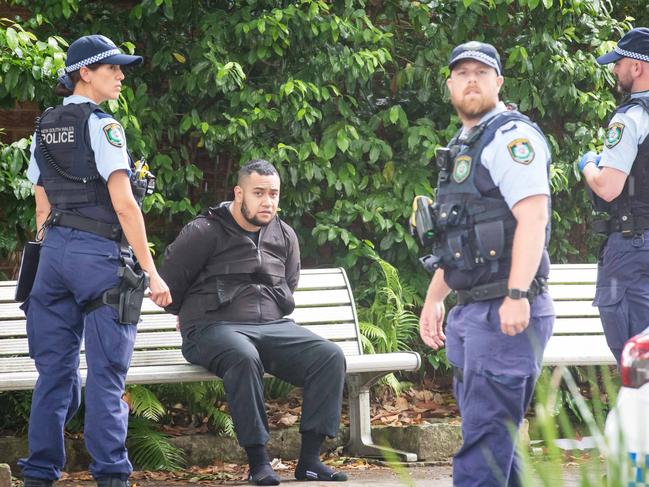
[245,445,270,468]
[299,431,325,465]
[246,445,280,485]
[296,431,347,482]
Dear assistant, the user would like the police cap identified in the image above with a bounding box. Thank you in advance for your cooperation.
[448,41,502,75]
[65,35,143,74]
[597,27,649,65]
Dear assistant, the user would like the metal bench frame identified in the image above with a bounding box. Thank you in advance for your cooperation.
[0,268,421,461]
[544,263,615,366]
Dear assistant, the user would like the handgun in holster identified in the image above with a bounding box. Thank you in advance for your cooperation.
[84,259,149,326]
[117,264,149,325]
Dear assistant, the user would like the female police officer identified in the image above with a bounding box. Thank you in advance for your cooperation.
[18,35,171,487]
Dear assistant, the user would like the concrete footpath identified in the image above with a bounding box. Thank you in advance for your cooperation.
[46,465,587,487]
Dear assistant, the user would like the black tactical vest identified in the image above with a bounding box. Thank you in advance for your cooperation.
[188,206,296,316]
[34,103,119,224]
[591,96,649,227]
[432,109,551,290]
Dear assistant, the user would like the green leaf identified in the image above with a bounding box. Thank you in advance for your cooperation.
[6,28,19,50]
[336,131,349,152]
[389,105,400,124]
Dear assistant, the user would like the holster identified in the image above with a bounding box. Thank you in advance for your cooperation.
[84,262,149,325]
[15,241,42,302]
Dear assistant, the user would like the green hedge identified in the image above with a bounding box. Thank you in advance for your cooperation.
[0,0,636,301]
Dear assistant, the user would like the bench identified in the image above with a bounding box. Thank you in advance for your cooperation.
[0,267,421,461]
[544,263,615,366]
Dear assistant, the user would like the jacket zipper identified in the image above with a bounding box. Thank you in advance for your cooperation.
[255,230,263,322]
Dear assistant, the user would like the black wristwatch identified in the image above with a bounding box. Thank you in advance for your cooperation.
[507,288,528,300]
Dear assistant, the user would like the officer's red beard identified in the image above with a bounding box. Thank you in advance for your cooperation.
[453,93,497,122]
[616,76,633,95]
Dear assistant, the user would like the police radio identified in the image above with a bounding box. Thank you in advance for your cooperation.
[409,195,437,248]
[130,158,156,206]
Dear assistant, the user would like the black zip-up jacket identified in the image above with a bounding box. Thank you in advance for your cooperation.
[159,203,300,325]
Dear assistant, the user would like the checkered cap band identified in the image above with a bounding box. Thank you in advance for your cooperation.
[65,48,121,73]
[615,46,649,63]
[451,50,501,74]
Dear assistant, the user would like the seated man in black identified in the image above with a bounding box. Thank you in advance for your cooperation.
[160,159,347,485]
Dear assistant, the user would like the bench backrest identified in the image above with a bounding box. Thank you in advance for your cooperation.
[544,263,615,366]
[0,268,363,391]
[0,263,617,390]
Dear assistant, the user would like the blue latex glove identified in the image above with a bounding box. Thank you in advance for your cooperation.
[578,151,601,172]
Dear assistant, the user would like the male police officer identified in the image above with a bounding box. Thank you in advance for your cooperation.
[579,28,649,364]
[418,42,555,486]
[159,160,347,485]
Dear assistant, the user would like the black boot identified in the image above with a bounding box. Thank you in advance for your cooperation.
[23,478,53,487]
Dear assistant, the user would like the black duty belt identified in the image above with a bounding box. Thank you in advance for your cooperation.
[593,215,649,237]
[46,209,122,242]
[455,277,547,306]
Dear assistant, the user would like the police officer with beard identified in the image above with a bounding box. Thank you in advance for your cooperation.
[417,42,555,486]
[18,35,171,487]
[579,28,649,364]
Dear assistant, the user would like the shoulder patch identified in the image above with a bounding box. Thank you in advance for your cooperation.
[605,122,624,149]
[507,138,535,164]
[452,155,472,183]
[103,123,125,147]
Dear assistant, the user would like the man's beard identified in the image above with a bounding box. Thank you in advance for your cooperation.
[241,200,271,227]
[453,95,495,122]
[616,77,633,95]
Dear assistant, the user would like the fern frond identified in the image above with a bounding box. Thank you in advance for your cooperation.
[126,385,166,421]
[264,377,294,399]
[207,407,235,437]
[127,417,185,470]
[379,373,402,394]
[359,321,388,343]
[360,333,377,354]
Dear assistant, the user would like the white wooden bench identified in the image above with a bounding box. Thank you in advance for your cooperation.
[0,268,421,461]
[544,263,615,366]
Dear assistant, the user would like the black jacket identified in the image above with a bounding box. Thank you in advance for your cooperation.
[160,203,300,325]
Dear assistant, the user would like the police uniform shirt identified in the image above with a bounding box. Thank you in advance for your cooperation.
[466,101,551,209]
[27,94,131,185]
[598,91,649,174]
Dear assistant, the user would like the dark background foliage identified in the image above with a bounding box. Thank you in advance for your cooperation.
[0,0,639,357]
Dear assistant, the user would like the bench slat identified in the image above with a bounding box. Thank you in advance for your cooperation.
[553,300,599,318]
[289,306,356,323]
[543,335,615,366]
[296,272,347,290]
[294,289,352,306]
[0,339,363,376]
[0,351,421,391]
[0,301,362,322]
[552,318,604,335]
[548,267,597,284]
[0,323,361,356]
[548,284,595,301]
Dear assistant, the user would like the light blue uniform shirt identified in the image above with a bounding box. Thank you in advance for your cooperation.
[599,90,649,174]
[27,94,130,185]
[460,101,551,209]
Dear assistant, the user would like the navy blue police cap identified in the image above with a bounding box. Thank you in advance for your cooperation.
[597,27,649,65]
[448,41,502,75]
[64,35,142,73]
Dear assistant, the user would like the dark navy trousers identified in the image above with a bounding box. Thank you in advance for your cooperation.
[445,293,554,486]
[18,226,136,481]
[594,230,649,363]
[180,319,346,447]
